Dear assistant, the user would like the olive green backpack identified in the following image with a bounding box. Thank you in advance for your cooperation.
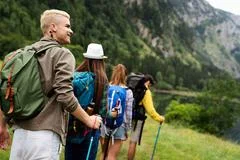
[0,45,56,120]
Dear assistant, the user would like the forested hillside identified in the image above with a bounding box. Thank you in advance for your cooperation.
[0,0,146,76]
[1,0,238,90]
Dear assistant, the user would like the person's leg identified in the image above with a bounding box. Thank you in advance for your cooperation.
[107,140,122,160]
[10,129,25,160]
[106,126,126,160]
[128,120,143,160]
[10,128,61,160]
[99,137,105,160]
[128,141,137,160]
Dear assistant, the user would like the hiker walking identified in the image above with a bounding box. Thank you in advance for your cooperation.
[100,64,134,160]
[65,43,108,160]
[127,74,165,160]
[0,9,102,159]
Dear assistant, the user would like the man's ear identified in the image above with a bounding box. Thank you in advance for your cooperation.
[49,23,57,33]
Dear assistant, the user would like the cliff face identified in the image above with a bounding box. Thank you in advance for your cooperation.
[125,0,240,77]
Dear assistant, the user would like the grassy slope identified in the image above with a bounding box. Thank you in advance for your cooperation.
[115,118,240,160]
[1,118,240,160]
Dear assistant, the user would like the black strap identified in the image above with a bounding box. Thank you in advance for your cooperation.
[103,129,112,160]
[133,119,138,131]
[138,119,145,145]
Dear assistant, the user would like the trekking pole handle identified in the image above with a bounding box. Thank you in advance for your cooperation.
[91,114,101,136]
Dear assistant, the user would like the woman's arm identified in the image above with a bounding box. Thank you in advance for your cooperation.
[142,89,164,123]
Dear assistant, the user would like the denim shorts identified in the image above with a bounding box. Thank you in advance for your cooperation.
[100,124,127,140]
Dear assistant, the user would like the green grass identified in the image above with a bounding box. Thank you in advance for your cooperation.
[115,118,240,160]
[1,118,240,160]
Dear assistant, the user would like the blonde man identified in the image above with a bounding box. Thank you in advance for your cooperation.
[0,9,102,160]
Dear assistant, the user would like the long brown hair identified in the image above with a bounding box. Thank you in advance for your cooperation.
[110,64,127,86]
[76,58,108,114]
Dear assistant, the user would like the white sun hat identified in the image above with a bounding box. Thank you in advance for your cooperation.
[83,43,107,59]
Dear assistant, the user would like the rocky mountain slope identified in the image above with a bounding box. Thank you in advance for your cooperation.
[125,0,240,77]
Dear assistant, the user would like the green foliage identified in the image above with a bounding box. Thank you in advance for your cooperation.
[156,80,173,90]
[139,54,163,77]
[130,0,174,36]
[204,78,240,98]
[197,99,236,136]
[0,0,41,59]
[0,0,147,77]
[165,100,202,127]
[163,78,240,136]
[195,78,240,136]
[0,1,40,38]
[0,34,30,59]
[159,56,200,89]
[174,22,195,51]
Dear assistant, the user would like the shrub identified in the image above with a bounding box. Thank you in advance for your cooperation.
[165,100,202,127]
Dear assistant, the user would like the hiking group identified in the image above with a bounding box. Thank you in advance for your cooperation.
[0,9,165,160]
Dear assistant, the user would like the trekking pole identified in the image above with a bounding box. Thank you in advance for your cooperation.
[103,111,117,160]
[86,108,98,160]
[103,101,119,159]
[150,124,162,160]
[86,129,96,160]
[103,128,112,160]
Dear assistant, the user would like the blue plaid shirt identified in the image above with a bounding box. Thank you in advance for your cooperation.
[123,89,133,131]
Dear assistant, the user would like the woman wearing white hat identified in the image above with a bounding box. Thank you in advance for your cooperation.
[65,43,108,160]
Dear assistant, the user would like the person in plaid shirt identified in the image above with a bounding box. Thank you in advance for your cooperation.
[100,64,133,160]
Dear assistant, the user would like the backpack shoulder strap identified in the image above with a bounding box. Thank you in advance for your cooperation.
[34,44,61,55]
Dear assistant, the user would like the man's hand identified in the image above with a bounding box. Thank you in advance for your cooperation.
[0,116,11,150]
[87,115,102,129]
[71,105,102,129]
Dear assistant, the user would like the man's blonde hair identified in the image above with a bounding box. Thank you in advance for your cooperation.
[40,9,70,34]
